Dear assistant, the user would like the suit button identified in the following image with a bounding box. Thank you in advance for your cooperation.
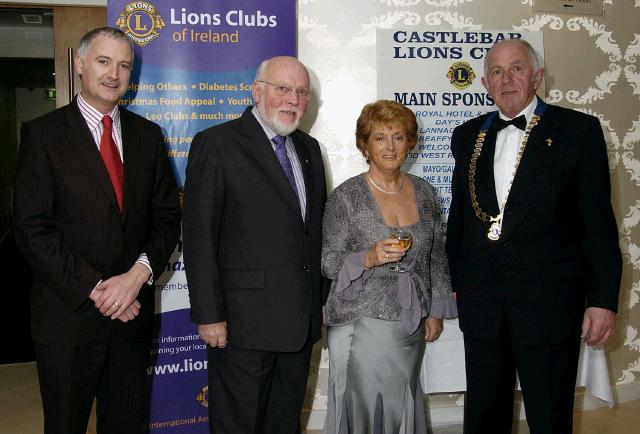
[303,265,309,272]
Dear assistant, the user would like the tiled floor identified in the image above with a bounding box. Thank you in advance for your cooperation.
[1,362,638,433]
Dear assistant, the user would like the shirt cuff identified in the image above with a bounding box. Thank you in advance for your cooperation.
[136,253,154,285]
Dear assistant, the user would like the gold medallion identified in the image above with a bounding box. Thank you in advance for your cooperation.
[469,114,541,242]
[487,221,502,241]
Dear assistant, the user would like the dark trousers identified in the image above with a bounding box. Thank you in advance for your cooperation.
[463,321,581,434]
[207,339,313,434]
[35,334,150,434]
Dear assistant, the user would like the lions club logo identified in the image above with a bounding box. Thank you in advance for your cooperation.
[446,62,476,90]
[196,385,208,408]
[116,2,165,47]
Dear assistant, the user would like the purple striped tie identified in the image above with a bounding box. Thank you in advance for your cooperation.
[272,135,299,198]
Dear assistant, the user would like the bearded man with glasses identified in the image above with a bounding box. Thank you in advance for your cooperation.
[183,56,327,434]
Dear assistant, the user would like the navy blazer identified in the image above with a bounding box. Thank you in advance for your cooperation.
[183,107,327,352]
[446,101,621,344]
[12,99,181,345]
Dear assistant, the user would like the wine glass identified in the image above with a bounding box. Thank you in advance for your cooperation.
[387,229,412,273]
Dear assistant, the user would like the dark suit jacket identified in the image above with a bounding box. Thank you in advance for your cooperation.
[12,98,181,346]
[183,107,327,352]
[446,100,621,344]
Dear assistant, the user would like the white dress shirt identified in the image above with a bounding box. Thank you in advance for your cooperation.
[77,93,124,160]
[77,94,154,284]
[493,97,538,207]
[252,106,307,219]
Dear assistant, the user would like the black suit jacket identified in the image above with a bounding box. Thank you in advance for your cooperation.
[183,107,327,352]
[12,99,181,346]
[446,101,621,344]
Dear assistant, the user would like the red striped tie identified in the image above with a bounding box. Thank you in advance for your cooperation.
[100,115,124,211]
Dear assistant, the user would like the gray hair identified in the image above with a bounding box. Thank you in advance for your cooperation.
[77,27,134,61]
[484,38,540,76]
[254,56,309,83]
[255,58,269,82]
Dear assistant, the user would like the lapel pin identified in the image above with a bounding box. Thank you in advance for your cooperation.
[546,138,553,147]
[305,158,310,164]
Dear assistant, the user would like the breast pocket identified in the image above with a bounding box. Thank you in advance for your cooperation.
[221,267,264,289]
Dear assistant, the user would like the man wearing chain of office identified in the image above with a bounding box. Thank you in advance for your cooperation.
[446,38,621,434]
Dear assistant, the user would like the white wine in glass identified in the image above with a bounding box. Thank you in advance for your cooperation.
[388,229,412,273]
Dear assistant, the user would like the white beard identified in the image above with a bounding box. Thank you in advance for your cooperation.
[257,102,299,136]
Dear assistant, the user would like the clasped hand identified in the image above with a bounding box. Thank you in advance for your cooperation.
[89,263,150,322]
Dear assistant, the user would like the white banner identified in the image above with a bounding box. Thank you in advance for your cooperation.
[377,29,544,226]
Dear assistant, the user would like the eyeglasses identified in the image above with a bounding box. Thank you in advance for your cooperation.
[256,80,311,99]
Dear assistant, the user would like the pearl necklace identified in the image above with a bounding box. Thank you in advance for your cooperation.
[366,173,405,195]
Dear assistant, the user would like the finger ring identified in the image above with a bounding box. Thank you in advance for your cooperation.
[385,252,389,259]
[113,302,120,307]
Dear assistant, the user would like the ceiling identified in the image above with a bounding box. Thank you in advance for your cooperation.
[0,8,53,28]
[0,8,54,59]
[0,8,54,87]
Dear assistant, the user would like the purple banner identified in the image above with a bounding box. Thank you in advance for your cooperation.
[107,1,296,431]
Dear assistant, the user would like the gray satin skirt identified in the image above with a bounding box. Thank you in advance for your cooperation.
[324,317,427,434]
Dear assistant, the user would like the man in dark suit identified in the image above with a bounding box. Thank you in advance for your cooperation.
[182,56,326,434]
[12,27,181,433]
[446,39,622,434]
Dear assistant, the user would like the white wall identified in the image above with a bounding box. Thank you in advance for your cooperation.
[298,0,640,428]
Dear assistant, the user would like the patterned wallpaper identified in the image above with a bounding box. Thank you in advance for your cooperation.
[297,0,640,399]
